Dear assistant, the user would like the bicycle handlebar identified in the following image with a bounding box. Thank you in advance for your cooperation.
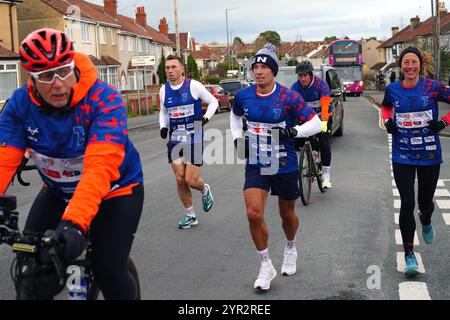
[15,155,37,187]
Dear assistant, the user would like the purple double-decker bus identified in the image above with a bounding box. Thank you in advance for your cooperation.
[329,39,364,96]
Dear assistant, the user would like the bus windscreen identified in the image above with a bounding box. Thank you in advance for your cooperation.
[331,42,360,55]
[334,66,362,82]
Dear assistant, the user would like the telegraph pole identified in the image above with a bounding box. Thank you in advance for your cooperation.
[436,0,441,81]
[432,0,441,80]
[173,0,181,57]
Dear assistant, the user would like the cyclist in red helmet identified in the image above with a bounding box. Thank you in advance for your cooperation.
[0,28,144,299]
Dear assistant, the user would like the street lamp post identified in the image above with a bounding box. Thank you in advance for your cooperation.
[230,30,236,70]
[225,7,238,70]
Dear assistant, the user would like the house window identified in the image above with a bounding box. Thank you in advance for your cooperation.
[81,23,90,42]
[138,39,143,52]
[111,30,116,45]
[98,68,107,84]
[108,67,119,89]
[128,71,136,90]
[0,63,19,102]
[119,35,124,51]
[99,26,106,44]
[127,36,134,52]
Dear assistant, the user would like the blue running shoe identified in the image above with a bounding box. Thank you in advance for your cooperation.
[404,251,419,277]
[178,216,199,229]
[422,224,435,244]
[202,183,214,212]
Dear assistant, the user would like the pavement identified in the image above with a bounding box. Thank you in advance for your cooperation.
[363,90,450,137]
[127,113,159,131]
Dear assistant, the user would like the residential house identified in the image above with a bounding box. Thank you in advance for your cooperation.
[16,0,122,88]
[77,1,174,90]
[280,41,323,64]
[309,45,329,68]
[361,38,386,71]
[91,1,174,90]
[0,0,21,104]
[16,0,175,91]
[191,46,221,76]
[378,5,450,78]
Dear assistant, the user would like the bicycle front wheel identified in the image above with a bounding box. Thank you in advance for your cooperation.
[298,145,312,206]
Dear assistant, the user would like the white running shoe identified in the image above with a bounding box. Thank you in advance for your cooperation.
[253,260,277,291]
[281,248,297,276]
[322,178,332,189]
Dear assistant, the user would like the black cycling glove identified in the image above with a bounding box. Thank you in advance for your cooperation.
[384,119,398,134]
[428,119,447,133]
[272,127,298,139]
[54,220,86,264]
[160,127,169,139]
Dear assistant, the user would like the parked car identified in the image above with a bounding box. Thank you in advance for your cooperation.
[219,79,251,109]
[275,65,344,137]
[203,84,231,113]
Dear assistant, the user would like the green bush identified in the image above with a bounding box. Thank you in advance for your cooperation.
[203,75,222,84]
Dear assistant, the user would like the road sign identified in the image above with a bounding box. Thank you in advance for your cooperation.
[131,55,156,67]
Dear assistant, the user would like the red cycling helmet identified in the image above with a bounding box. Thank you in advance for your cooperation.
[20,28,74,72]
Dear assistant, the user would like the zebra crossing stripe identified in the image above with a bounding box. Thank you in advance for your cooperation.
[399,282,431,300]
[442,213,450,225]
[436,200,450,209]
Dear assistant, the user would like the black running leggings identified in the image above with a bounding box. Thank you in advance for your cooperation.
[23,183,144,300]
[393,163,440,253]
[318,132,331,167]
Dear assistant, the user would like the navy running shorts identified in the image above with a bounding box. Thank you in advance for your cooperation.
[243,165,299,200]
[167,142,203,167]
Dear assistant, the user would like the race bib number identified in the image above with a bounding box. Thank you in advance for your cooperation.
[247,121,286,137]
[30,149,84,183]
[396,110,432,129]
[168,104,195,120]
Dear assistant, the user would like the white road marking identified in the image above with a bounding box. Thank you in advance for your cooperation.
[394,213,399,224]
[434,189,450,197]
[442,213,450,225]
[436,200,450,209]
[399,282,431,300]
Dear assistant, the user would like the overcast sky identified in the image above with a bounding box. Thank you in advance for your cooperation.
[88,0,444,44]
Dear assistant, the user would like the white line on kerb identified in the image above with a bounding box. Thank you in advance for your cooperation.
[434,189,450,197]
[399,282,431,300]
[442,213,450,225]
[436,199,450,209]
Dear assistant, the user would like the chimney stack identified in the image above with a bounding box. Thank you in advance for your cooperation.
[159,17,169,36]
[104,0,117,17]
[439,1,448,18]
[391,26,399,37]
[410,16,420,29]
[135,6,147,28]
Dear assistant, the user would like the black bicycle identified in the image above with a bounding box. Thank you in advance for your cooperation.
[0,161,141,300]
[296,134,327,206]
